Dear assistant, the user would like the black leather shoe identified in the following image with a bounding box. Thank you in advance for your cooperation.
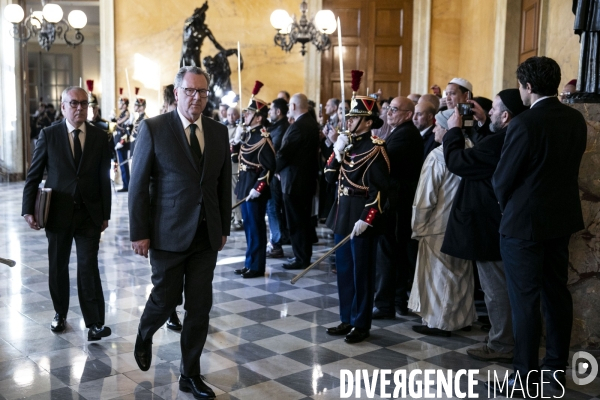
[234,267,249,275]
[282,260,307,270]
[485,372,538,398]
[412,325,451,337]
[372,308,395,320]
[242,270,263,279]
[179,374,215,399]
[266,247,284,258]
[345,327,370,343]
[326,322,353,336]
[117,188,128,192]
[395,304,409,316]
[542,369,566,392]
[167,311,182,331]
[134,333,153,371]
[88,324,111,341]
[50,313,66,332]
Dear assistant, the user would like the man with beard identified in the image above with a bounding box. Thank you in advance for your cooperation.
[491,56,587,394]
[265,98,290,257]
[441,89,528,363]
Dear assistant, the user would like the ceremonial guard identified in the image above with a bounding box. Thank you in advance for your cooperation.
[325,71,390,343]
[130,88,148,157]
[231,81,276,278]
[113,88,131,192]
[87,81,117,169]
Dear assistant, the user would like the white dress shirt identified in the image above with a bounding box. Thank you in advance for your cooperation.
[65,120,86,157]
[177,110,205,153]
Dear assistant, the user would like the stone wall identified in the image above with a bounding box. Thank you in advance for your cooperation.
[569,103,600,348]
[114,0,306,116]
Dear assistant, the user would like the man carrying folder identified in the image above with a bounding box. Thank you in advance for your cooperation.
[22,86,112,340]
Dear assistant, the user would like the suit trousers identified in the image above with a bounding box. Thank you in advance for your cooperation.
[283,192,313,265]
[475,260,514,353]
[335,233,378,330]
[231,170,242,223]
[374,211,417,313]
[139,221,217,377]
[116,148,130,189]
[266,198,282,246]
[45,206,105,328]
[500,234,573,375]
[241,198,267,272]
[271,177,288,244]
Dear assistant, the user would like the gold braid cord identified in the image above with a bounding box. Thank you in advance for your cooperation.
[240,137,267,168]
[339,145,389,190]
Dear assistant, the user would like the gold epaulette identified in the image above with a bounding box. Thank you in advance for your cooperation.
[261,127,270,138]
[371,135,385,145]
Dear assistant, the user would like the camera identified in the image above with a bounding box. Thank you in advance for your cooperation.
[457,103,474,128]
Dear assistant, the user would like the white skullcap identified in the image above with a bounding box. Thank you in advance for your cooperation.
[448,78,473,93]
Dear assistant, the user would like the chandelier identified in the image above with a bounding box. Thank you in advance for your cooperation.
[3,1,87,51]
[270,1,336,56]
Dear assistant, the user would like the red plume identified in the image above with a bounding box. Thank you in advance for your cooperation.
[252,81,264,96]
[119,87,123,95]
[351,70,363,93]
[86,80,94,92]
[135,87,140,95]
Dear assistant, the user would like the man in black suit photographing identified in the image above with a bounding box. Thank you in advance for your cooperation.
[22,86,112,340]
[492,56,587,393]
[129,66,230,399]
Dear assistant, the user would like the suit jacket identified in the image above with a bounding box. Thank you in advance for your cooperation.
[384,121,423,239]
[441,125,505,261]
[22,120,111,228]
[268,117,290,153]
[421,125,440,160]
[276,113,321,195]
[128,110,231,252]
[492,97,587,241]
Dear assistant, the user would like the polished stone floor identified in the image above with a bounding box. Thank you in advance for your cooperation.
[0,181,599,399]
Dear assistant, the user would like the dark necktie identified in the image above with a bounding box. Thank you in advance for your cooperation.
[189,124,202,159]
[73,129,82,168]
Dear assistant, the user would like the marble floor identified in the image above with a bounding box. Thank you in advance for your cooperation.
[0,181,599,399]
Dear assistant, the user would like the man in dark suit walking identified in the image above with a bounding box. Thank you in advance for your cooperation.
[492,56,587,393]
[372,96,423,319]
[22,86,112,340]
[129,66,230,399]
[276,93,320,270]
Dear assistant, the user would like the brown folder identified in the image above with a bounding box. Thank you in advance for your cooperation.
[34,188,52,228]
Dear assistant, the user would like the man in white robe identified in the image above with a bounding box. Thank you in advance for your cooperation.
[408,110,476,336]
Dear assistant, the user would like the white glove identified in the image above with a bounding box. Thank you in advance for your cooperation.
[246,188,261,201]
[333,134,349,162]
[231,125,244,145]
[115,141,123,150]
[350,220,370,239]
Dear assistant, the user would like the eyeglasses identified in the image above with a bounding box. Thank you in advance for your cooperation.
[388,107,412,114]
[65,100,89,109]
[180,87,210,98]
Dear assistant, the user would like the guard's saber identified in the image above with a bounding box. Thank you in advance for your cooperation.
[232,198,245,210]
[0,258,16,267]
[290,234,351,285]
[118,158,131,166]
[337,17,345,131]
[237,41,243,114]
